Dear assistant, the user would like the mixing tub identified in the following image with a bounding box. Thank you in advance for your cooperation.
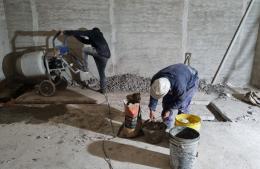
[175,114,201,131]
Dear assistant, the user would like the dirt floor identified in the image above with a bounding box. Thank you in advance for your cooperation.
[0,87,260,169]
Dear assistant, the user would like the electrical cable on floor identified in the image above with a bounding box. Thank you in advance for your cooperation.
[86,70,115,169]
[102,90,115,169]
[102,91,116,169]
[87,70,116,136]
[104,92,116,137]
[102,139,114,169]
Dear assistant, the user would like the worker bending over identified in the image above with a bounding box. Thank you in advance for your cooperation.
[149,63,199,128]
[64,27,110,94]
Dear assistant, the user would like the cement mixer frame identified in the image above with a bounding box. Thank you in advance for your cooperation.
[10,30,96,97]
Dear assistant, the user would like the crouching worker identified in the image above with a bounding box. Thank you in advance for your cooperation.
[149,63,199,129]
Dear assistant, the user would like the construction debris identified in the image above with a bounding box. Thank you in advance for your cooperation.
[243,91,260,106]
[198,79,226,95]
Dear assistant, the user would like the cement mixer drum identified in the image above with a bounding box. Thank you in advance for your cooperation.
[16,51,46,78]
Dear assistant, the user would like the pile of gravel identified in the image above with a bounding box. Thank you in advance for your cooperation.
[94,74,226,94]
[106,74,151,92]
[198,79,226,94]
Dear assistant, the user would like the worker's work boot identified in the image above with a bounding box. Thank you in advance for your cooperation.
[97,88,106,94]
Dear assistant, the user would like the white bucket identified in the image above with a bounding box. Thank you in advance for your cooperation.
[169,127,200,169]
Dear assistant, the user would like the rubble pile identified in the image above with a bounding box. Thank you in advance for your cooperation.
[106,74,151,92]
[198,79,226,94]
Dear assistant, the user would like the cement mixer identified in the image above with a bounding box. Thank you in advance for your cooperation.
[1,31,96,97]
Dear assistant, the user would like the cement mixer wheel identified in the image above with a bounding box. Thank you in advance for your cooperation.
[54,76,68,90]
[39,80,56,97]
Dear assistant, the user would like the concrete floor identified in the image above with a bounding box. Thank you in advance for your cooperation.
[0,88,260,169]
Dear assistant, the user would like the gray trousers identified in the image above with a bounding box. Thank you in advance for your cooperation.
[162,78,199,128]
[83,47,108,90]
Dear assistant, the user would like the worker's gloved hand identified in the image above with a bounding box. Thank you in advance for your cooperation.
[63,30,73,36]
[63,30,68,35]
[178,110,186,114]
[149,111,156,121]
[162,111,170,120]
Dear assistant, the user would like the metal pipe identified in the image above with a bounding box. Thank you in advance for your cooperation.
[211,0,255,84]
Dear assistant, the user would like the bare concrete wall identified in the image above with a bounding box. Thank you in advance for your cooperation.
[0,0,10,80]
[251,24,260,88]
[2,0,260,86]
[4,0,34,48]
[221,0,260,86]
[113,0,183,76]
[187,0,260,86]
[187,0,244,82]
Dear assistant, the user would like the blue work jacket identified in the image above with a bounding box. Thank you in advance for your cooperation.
[148,64,199,111]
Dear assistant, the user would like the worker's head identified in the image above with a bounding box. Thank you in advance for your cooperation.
[150,78,171,99]
[92,27,100,32]
[78,27,88,31]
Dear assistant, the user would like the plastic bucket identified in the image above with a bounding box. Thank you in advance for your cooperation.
[169,127,200,169]
[175,114,201,131]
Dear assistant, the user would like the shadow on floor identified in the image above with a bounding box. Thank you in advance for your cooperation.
[87,140,170,169]
[0,104,67,124]
[0,102,170,147]
[0,89,171,150]
[0,103,123,136]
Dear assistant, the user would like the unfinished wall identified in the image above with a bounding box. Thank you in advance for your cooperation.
[187,0,243,82]
[2,0,260,86]
[0,0,10,80]
[220,0,260,85]
[187,0,260,86]
[251,24,260,88]
[113,0,183,76]
[4,0,34,49]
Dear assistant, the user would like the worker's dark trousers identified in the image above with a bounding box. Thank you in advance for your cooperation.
[162,79,199,128]
[83,47,108,90]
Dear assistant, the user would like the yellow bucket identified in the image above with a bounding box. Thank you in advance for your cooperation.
[175,114,201,131]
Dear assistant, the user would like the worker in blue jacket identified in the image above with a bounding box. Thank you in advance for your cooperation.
[149,64,199,128]
[64,27,110,94]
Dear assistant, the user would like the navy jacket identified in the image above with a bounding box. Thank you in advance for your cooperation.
[64,29,111,58]
[148,64,199,111]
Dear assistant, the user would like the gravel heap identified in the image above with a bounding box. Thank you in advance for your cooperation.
[198,79,226,94]
[104,74,226,95]
[106,74,151,92]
